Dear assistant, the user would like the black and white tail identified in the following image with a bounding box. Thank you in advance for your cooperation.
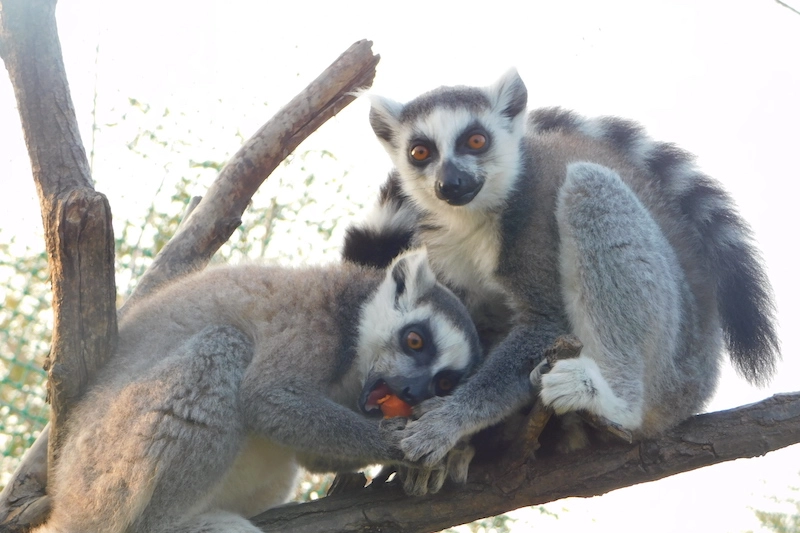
[530,107,780,384]
[343,170,420,269]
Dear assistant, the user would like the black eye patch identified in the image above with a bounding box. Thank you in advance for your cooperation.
[407,137,438,167]
[398,321,437,363]
[433,369,463,396]
[455,122,491,155]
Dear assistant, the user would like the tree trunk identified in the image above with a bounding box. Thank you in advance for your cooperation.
[0,0,116,486]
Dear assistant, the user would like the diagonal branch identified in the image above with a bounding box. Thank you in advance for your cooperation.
[775,0,800,17]
[119,39,379,314]
[252,392,800,533]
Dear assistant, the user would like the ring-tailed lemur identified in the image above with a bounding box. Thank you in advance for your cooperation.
[343,69,779,468]
[36,249,481,533]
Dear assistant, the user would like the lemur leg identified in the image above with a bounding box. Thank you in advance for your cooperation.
[130,326,255,533]
[539,162,683,433]
[42,326,254,533]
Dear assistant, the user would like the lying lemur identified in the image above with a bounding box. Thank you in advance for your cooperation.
[36,249,481,533]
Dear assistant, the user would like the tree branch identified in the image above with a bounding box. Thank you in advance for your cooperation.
[251,392,800,533]
[0,0,116,503]
[119,38,380,314]
[775,0,800,17]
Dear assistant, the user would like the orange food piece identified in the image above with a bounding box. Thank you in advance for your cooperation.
[377,394,413,419]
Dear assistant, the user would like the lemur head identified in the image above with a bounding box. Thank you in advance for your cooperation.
[357,249,481,417]
[368,69,527,214]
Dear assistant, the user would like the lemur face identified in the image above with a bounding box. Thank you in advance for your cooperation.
[355,250,481,417]
[368,70,528,214]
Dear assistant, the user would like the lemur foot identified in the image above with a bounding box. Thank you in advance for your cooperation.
[397,441,474,496]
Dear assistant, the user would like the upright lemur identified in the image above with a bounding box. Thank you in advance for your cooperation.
[36,250,481,533]
[344,69,779,467]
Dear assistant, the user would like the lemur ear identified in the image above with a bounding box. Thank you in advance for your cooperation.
[389,248,436,310]
[369,95,404,149]
[487,68,527,121]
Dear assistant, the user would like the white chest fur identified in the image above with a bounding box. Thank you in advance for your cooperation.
[423,208,503,291]
[211,435,300,518]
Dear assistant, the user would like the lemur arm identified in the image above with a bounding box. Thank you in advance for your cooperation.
[397,322,562,466]
[239,379,405,471]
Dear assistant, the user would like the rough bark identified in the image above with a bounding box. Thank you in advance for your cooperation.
[0,426,50,529]
[251,392,800,533]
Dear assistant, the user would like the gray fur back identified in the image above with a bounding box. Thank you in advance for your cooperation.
[530,107,779,383]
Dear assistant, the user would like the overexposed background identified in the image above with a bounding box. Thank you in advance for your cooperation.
[1,1,799,531]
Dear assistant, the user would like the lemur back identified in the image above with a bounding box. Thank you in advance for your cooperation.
[527,107,777,381]
[344,70,779,466]
[37,250,481,533]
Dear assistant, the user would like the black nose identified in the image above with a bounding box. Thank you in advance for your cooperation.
[435,161,483,206]
[394,375,433,406]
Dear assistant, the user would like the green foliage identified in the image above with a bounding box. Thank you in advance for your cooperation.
[750,483,800,533]
[295,472,334,502]
[0,237,51,487]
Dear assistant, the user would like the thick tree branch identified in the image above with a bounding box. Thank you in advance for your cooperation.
[120,39,380,314]
[0,0,116,511]
[252,392,800,533]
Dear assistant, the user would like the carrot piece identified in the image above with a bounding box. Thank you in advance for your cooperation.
[377,394,413,419]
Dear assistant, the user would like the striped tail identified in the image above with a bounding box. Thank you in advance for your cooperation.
[530,107,780,384]
[343,170,419,269]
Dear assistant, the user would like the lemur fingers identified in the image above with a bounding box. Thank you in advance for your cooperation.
[538,355,642,432]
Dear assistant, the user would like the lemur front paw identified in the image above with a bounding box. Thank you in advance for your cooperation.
[539,356,599,415]
[411,395,448,417]
[378,417,409,462]
[538,355,641,433]
[380,397,476,494]
[528,358,551,394]
[398,399,463,467]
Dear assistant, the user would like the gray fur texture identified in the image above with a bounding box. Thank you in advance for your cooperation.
[36,249,481,533]
[347,69,779,468]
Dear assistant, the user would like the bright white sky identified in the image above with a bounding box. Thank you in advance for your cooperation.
[1,1,799,531]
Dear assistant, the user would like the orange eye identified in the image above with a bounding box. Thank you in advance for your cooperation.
[406,331,424,351]
[410,144,430,161]
[437,377,453,392]
[467,134,486,150]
